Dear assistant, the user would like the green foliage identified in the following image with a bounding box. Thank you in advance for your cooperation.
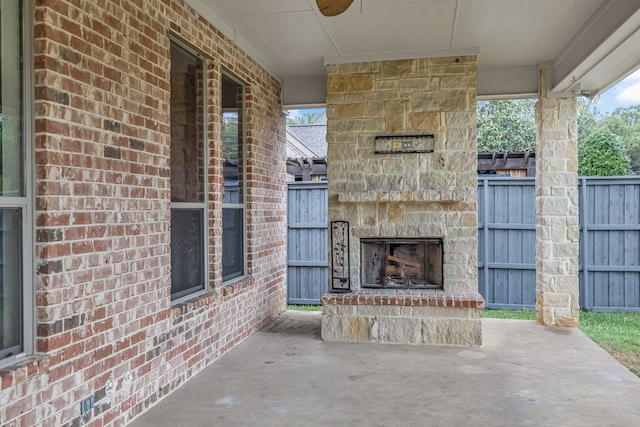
[222,112,239,160]
[287,304,322,312]
[482,308,536,320]
[578,128,631,176]
[577,97,600,144]
[579,311,640,353]
[286,111,323,125]
[476,97,637,176]
[477,99,536,152]
[598,105,640,173]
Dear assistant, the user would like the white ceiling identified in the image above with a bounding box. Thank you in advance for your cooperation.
[185,0,640,106]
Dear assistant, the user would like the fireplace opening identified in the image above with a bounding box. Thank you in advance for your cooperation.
[361,238,443,289]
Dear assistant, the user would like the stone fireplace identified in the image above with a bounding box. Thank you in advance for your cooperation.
[321,56,485,347]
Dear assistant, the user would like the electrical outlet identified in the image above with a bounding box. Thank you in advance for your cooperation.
[80,395,94,415]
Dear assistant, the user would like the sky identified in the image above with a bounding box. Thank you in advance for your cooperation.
[591,69,640,115]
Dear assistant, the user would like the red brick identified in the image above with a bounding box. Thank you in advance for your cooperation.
[6,0,287,426]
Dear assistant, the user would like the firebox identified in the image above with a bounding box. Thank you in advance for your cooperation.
[361,238,443,289]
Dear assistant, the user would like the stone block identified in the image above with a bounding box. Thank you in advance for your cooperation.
[356,305,401,317]
[372,317,421,344]
[375,80,399,90]
[422,318,482,346]
[409,112,441,132]
[388,205,404,223]
[382,60,414,78]
[399,78,432,92]
[336,305,357,316]
[553,242,578,258]
[335,103,367,118]
[379,222,397,237]
[366,102,385,117]
[321,315,342,341]
[444,111,475,129]
[323,304,337,315]
[327,74,375,94]
[342,316,371,342]
[385,100,406,132]
[440,75,475,89]
[412,90,469,112]
[538,197,568,215]
[542,292,571,307]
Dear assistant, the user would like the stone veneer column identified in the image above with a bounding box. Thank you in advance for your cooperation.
[325,57,479,293]
[322,57,483,346]
[535,69,580,327]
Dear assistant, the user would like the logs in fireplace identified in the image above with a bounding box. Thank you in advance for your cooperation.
[361,238,443,289]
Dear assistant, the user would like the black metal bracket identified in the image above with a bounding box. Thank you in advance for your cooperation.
[330,221,351,292]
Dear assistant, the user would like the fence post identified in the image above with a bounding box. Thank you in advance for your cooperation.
[579,177,590,311]
[482,177,491,305]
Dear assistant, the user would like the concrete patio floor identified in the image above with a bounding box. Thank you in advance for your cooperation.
[129,311,640,427]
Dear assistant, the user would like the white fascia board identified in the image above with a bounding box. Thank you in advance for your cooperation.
[551,1,640,95]
[283,75,328,107]
[324,47,480,66]
[477,66,539,99]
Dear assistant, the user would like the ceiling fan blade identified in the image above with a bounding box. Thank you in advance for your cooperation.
[316,0,355,17]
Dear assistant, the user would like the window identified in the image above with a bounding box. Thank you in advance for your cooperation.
[169,41,207,300]
[222,75,245,281]
[1,0,32,365]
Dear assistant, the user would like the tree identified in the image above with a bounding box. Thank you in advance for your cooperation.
[577,97,600,146]
[598,105,640,173]
[476,99,536,152]
[286,110,325,125]
[578,128,631,176]
[475,97,634,176]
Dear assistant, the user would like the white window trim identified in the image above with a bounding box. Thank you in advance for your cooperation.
[0,0,34,369]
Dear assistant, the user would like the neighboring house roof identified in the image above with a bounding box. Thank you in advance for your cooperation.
[286,127,319,158]
[286,124,327,158]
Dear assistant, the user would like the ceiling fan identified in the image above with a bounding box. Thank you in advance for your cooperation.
[316,0,355,17]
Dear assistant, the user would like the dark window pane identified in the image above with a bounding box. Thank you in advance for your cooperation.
[170,209,204,299]
[222,76,243,204]
[223,174,240,204]
[170,44,204,203]
[1,0,24,197]
[222,208,244,281]
[0,209,22,358]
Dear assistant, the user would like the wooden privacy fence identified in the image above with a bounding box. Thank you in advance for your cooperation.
[287,177,640,312]
[287,182,329,304]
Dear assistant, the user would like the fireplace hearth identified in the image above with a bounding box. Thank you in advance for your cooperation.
[361,238,442,289]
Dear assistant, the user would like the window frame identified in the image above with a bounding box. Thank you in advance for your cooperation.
[0,0,34,368]
[169,38,209,302]
[221,73,247,284]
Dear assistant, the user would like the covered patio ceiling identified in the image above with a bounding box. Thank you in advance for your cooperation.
[185,0,640,106]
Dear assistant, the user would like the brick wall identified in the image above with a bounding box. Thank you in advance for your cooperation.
[0,1,287,426]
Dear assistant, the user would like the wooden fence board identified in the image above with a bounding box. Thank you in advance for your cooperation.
[287,177,640,312]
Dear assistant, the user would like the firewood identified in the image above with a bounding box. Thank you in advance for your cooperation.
[386,265,421,277]
[387,255,423,269]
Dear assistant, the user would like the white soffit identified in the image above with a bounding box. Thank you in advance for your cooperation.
[183,0,640,105]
